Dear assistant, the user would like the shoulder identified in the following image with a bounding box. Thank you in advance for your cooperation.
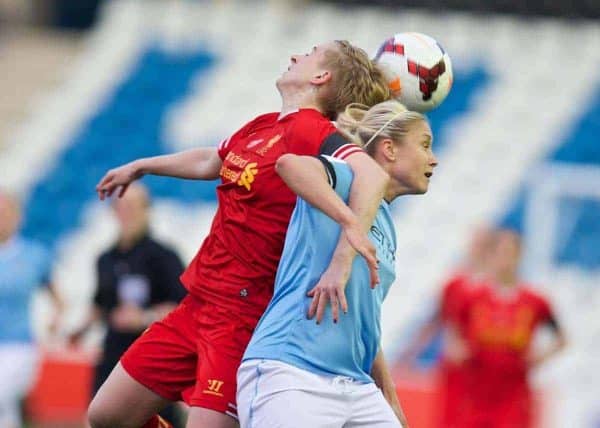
[247,112,279,128]
[318,155,352,188]
[143,239,182,269]
[149,238,179,257]
[520,285,551,306]
[444,271,469,291]
[221,113,278,148]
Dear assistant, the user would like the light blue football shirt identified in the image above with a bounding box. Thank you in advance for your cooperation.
[243,156,397,383]
[0,236,52,343]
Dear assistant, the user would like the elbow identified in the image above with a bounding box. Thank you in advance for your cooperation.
[275,153,297,177]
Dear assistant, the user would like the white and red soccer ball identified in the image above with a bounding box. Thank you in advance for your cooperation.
[374,32,453,113]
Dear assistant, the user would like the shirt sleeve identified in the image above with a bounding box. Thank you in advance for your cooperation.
[319,132,365,160]
[317,155,337,189]
[537,295,560,331]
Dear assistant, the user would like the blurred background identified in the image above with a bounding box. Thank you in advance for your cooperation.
[1,0,599,427]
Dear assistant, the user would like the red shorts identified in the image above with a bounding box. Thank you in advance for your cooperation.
[120,294,255,418]
[460,376,532,428]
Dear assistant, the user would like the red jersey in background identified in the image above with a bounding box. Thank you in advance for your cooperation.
[458,284,557,428]
[440,270,473,326]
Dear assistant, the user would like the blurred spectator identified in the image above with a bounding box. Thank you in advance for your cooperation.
[0,189,64,428]
[69,183,186,427]
[457,229,567,428]
[400,226,497,427]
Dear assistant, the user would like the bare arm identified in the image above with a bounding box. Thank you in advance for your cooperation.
[372,348,409,427]
[96,147,222,199]
[275,154,378,294]
[343,152,389,248]
[46,283,66,337]
[275,154,361,234]
[308,152,389,323]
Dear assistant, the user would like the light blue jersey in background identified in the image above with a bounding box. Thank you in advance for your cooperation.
[243,156,397,383]
[0,237,51,343]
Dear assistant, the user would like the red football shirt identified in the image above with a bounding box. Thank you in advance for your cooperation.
[180,109,361,320]
[440,271,473,325]
[460,284,554,380]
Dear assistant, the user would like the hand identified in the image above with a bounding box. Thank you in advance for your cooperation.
[307,258,352,324]
[341,220,379,288]
[110,305,145,332]
[96,162,142,200]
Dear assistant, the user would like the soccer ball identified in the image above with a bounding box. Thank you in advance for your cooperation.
[374,32,453,113]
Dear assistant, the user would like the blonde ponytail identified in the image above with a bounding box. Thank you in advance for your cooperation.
[336,100,426,155]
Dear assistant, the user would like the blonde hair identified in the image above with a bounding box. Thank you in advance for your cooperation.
[336,100,426,155]
[319,40,391,120]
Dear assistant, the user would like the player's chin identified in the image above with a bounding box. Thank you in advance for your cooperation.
[412,180,430,195]
[277,70,293,82]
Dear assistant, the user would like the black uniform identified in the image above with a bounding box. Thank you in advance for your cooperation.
[93,234,186,425]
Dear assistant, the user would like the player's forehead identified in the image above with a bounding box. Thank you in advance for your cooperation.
[315,41,338,55]
[405,119,432,141]
[417,120,432,138]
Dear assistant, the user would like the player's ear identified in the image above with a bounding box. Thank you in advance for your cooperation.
[380,138,396,161]
[310,70,331,86]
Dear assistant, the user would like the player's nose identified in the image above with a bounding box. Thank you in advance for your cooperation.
[430,152,439,168]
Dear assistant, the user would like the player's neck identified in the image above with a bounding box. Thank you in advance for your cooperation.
[496,272,518,288]
[117,228,147,251]
[383,179,409,203]
[383,187,396,203]
[279,89,322,119]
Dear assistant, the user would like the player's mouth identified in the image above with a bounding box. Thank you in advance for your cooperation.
[425,172,433,178]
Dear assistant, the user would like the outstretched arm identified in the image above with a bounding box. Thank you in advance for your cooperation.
[96,147,222,199]
[372,348,409,427]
